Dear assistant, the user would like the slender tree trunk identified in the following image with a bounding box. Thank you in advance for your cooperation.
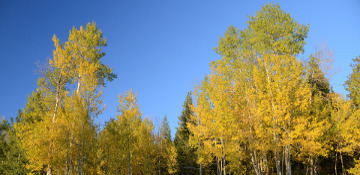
[310,156,314,175]
[306,164,308,175]
[47,76,61,175]
[340,151,345,175]
[274,136,282,175]
[77,74,81,94]
[220,156,223,175]
[223,156,226,175]
[314,158,317,175]
[46,164,52,175]
[282,147,285,175]
[264,61,282,175]
[81,139,84,175]
[285,144,291,175]
[335,151,338,175]
[217,156,220,175]
[220,136,226,175]
[53,74,61,122]
[53,94,59,123]
[251,151,261,175]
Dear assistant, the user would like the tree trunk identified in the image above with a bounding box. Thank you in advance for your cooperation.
[47,76,61,175]
[77,74,81,94]
[220,156,223,175]
[46,164,52,175]
[223,156,226,175]
[274,137,282,175]
[335,152,338,175]
[217,156,220,175]
[340,151,345,175]
[310,156,314,175]
[81,139,84,175]
[264,61,281,175]
[282,147,285,175]
[306,164,308,175]
[285,144,291,175]
[314,158,317,175]
[250,151,261,175]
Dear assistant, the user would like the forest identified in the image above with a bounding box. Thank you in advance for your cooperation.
[1,2,360,175]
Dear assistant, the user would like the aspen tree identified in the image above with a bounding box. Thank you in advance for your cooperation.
[292,54,331,175]
[97,90,156,174]
[15,22,116,174]
[240,3,309,175]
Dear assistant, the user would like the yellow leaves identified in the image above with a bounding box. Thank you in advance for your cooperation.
[348,158,360,174]
[330,94,360,158]
[98,89,156,174]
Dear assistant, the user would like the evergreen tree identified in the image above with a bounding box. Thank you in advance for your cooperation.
[0,114,29,174]
[157,116,177,174]
[345,55,360,108]
[174,92,199,174]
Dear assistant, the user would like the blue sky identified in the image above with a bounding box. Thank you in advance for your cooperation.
[1,0,359,138]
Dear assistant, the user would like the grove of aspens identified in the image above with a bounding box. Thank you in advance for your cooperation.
[2,3,360,175]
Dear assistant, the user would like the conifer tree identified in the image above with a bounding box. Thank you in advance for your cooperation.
[291,53,332,174]
[157,116,177,174]
[174,92,199,174]
[345,56,360,108]
[0,116,28,174]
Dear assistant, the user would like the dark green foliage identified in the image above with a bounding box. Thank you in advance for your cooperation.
[307,54,331,97]
[345,56,360,107]
[174,92,199,174]
[157,116,172,175]
[161,116,171,142]
[0,113,29,174]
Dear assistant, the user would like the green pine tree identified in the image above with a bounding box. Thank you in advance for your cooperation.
[0,113,29,174]
[345,56,360,108]
[174,92,199,174]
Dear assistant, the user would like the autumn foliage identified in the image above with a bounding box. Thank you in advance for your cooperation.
[2,2,360,175]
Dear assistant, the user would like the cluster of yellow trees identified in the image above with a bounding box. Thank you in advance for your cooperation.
[5,2,360,175]
[188,3,360,175]
[13,23,176,174]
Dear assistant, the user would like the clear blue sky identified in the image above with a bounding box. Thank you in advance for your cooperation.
[1,0,359,138]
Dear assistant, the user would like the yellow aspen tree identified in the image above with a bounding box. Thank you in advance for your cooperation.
[15,69,70,174]
[189,81,216,174]
[330,94,360,175]
[99,89,156,174]
[15,22,116,174]
[239,3,309,175]
[252,53,310,175]
[167,142,178,174]
[189,54,242,174]
[291,53,332,175]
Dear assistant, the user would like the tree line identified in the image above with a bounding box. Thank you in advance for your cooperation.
[1,2,360,175]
